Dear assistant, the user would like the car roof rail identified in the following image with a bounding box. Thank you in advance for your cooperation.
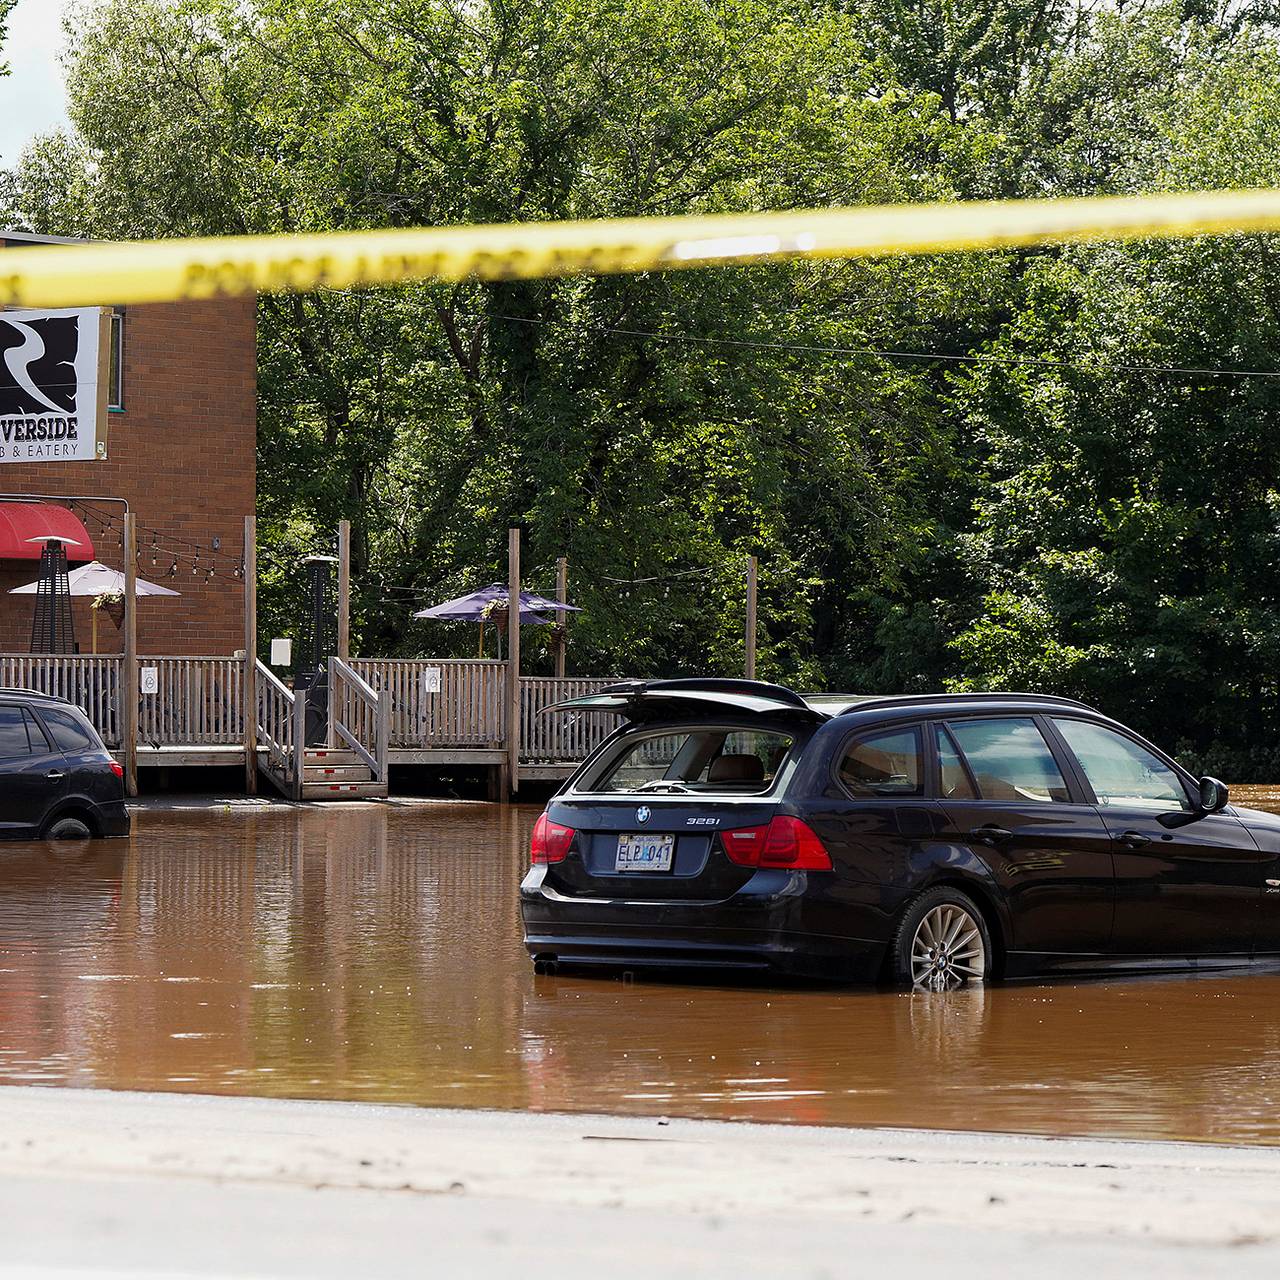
[830,691,1100,716]
[0,685,72,705]
[597,677,811,710]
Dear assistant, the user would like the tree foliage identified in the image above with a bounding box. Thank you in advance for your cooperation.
[8,0,1280,771]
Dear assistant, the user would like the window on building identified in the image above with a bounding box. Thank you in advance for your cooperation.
[108,309,124,411]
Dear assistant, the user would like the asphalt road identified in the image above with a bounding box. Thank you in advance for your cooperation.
[0,1087,1278,1277]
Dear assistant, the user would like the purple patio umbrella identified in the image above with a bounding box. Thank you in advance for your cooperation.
[413,583,581,656]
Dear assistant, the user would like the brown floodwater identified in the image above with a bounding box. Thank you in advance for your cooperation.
[3,789,1280,1145]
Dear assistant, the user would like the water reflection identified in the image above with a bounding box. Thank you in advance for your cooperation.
[0,790,1279,1144]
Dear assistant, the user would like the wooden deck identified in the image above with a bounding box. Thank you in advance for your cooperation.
[3,653,618,795]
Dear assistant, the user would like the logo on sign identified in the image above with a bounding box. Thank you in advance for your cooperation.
[0,308,106,464]
[635,805,651,825]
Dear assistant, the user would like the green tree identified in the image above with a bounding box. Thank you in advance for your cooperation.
[16,0,1280,775]
[21,0,994,683]
[0,0,16,77]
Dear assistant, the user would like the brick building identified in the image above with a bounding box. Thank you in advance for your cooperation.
[0,231,257,656]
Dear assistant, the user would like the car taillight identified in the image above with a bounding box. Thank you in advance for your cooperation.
[530,812,575,864]
[721,816,832,871]
[722,825,768,865]
[109,761,124,780]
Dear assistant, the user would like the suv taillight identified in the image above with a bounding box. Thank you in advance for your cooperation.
[530,812,575,864]
[721,816,831,870]
[109,761,124,780]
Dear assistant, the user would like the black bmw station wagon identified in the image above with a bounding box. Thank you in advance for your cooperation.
[521,679,1280,987]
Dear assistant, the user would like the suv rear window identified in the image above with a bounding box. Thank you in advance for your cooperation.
[589,727,792,795]
[37,705,102,755]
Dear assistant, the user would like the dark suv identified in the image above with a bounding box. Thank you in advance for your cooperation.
[0,689,130,840]
[521,679,1280,987]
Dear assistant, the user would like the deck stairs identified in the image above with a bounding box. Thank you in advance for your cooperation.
[255,657,390,803]
[299,748,388,800]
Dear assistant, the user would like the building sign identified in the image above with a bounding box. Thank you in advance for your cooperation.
[0,307,111,464]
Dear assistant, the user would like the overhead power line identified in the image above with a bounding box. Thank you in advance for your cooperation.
[490,314,1280,382]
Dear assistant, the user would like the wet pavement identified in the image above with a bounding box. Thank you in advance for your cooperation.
[1,791,1280,1145]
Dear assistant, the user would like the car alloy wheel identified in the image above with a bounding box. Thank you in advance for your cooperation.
[909,902,987,991]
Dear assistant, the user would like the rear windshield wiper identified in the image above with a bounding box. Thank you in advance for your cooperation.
[632,780,695,794]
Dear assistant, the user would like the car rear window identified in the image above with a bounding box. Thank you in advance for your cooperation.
[37,705,102,755]
[839,727,923,796]
[588,727,792,795]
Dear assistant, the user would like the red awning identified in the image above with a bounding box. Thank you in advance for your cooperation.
[0,502,95,562]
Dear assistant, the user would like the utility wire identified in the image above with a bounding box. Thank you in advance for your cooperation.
[489,313,1280,382]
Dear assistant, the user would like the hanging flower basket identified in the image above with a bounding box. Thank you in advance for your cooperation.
[92,591,125,629]
[482,599,509,628]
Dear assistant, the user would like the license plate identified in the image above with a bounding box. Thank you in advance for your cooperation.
[616,833,675,872]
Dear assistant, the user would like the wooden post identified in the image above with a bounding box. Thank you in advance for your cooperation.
[506,527,521,799]
[293,686,307,801]
[555,555,568,679]
[243,514,258,795]
[745,554,758,681]
[122,513,139,797]
[337,519,351,660]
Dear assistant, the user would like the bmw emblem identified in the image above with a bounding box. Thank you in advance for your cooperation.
[636,805,651,825]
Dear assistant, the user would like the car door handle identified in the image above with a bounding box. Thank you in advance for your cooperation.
[1115,830,1152,849]
[968,825,1013,845]
[46,771,65,781]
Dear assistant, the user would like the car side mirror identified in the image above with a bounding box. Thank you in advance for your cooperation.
[1158,775,1229,828]
[1199,776,1229,814]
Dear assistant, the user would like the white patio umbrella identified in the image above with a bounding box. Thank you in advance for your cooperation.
[9,560,180,653]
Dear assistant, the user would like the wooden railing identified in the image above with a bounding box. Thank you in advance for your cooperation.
[137,656,244,746]
[4,651,624,773]
[0,654,124,747]
[350,658,505,749]
[255,659,302,796]
[519,676,619,763]
[329,656,389,782]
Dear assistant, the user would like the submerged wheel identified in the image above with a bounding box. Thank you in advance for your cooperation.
[890,887,991,990]
[45,816,92,841]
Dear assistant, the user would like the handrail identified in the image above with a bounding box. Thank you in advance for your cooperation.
[256,658,292,701]
[255,658,302,798]
[332,655,378,705]
[328,655,389,783]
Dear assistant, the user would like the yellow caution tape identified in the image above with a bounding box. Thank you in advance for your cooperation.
[3,189,1280,309]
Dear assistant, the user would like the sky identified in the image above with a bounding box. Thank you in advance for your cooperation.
[0,0,73,166]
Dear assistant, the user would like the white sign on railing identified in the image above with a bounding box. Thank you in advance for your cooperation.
[423,666,441,693]
[140,666,158,694]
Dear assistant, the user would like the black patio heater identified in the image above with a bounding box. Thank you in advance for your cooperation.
[29,537,76,654]
[295,554,338,746]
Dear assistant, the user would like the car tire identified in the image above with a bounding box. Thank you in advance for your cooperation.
[889,886,993,989]
[45,816,93,841]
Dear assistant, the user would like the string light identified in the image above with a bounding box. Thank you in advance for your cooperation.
[70,500,247,575]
